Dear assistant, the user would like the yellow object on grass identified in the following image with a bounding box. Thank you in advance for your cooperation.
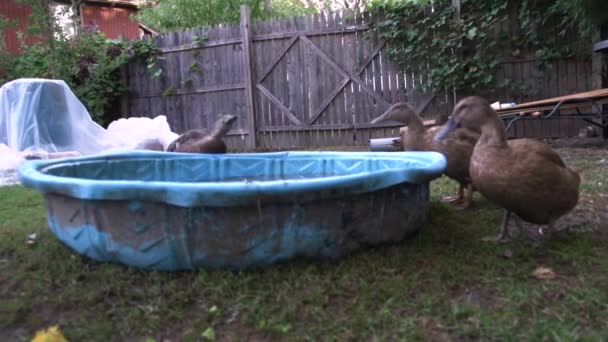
[31,325,67,342]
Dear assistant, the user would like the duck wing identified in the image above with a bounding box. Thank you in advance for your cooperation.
[167,129,207,151]
[197,138,227,153]
[508,139,566,168]
[450,128,480,145]
[470,141,579,225]
[438,129,477,184]
[174,136,227,154]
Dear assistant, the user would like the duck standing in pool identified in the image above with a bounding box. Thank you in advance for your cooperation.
[435,96,580,241]
[167,114,237,153]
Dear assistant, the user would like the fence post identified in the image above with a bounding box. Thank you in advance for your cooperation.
[119,65,130,118]
[592,28,603,90]
[593,24,608,139]
[240,5,257,150]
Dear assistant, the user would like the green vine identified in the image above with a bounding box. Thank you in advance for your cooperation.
[188,34,208,77]
[128,39,164,79]
[0,14,16,54]
[1,33,162,125]
[369,0,597,94]
[164,33,209,95]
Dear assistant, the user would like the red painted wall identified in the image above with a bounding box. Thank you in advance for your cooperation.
[0,1,41,54]
[82,3,140,40]
[1,1,140,56]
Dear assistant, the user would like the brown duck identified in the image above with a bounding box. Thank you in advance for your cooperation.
[435,96,580,241]
[167,114,237,153]
[372,102,480,209]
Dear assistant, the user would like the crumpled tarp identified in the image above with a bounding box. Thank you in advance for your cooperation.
[0,78,179,185]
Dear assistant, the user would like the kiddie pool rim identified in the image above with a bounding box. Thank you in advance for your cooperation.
[18,150,447,207]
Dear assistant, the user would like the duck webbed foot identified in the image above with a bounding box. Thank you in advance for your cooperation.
[441,183,464,203]
[453,183,474,210]
[441,194,462,202]
[451,198,471,210]
[519,219,558,241]
[442,183,472,210]
[482,210,512,242]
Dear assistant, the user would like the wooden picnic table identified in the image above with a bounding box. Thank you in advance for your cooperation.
[496,88,608,139]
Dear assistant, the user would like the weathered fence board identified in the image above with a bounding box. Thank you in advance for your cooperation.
[123,5,594,151]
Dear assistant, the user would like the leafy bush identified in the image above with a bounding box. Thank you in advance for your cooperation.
[0,28,159,126]
[135,0,318,32]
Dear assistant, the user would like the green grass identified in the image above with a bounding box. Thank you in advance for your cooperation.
[1,148,607,341]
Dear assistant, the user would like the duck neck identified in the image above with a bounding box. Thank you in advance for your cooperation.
[478,116,508,147]
[210,122,230,138]
[406,115,426,135]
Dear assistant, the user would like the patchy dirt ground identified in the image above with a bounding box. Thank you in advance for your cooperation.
[549,138,608,237]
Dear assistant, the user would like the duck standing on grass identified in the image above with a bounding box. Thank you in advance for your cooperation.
[167,114,237,153]
[372,102,480,209]
[435,96,580,241]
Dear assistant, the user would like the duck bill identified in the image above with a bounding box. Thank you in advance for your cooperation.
[434,116,458,142]
[371,109,392,124]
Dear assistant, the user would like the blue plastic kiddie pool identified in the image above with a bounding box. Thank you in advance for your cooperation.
[19,151,446,271]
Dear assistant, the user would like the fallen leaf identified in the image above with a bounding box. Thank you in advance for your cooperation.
[202,327,215,341]
[381,268,398,275]
[467,316,481,329]
[31,325,67,342]
[417,316,430,327]
[533,266,556,280]
[26,233,38,246]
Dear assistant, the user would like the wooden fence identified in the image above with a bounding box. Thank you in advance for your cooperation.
[123,5,594,151]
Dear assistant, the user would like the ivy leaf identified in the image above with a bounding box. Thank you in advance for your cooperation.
[162,86,174,96]
[189,62,201,73]
[384,19,397,27]
[182,79,193,88]
[192,34,208,47]
[466,27,477,40]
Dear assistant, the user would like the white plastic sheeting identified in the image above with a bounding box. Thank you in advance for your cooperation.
[0,144,23,185]
[0,78,179,185]
[105,116,179,153]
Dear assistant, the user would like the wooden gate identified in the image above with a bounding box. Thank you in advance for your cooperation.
[250,10,440,149]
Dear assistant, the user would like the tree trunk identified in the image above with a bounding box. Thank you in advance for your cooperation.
[38,0,57,78]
